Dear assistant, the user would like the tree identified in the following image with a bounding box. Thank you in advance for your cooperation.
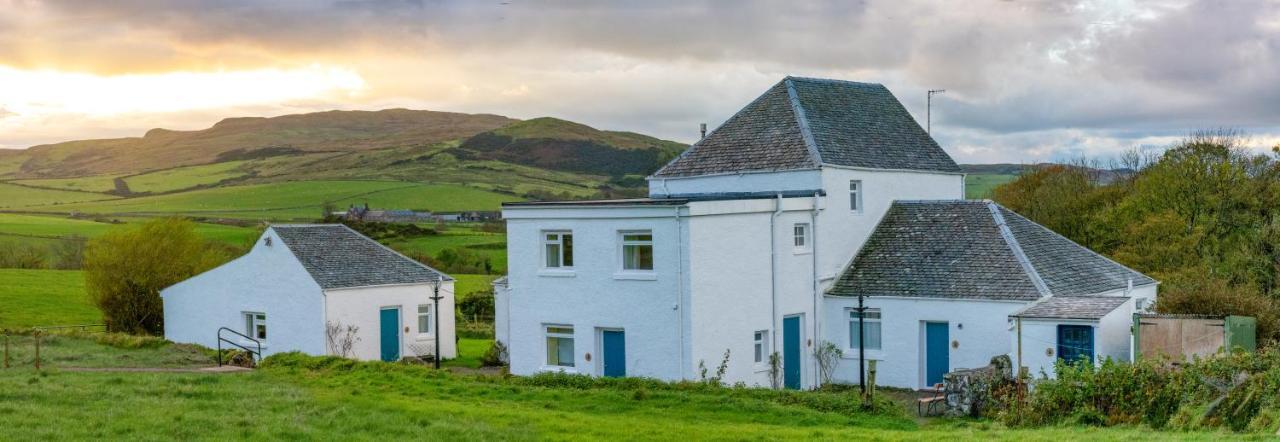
[84,218,230,335]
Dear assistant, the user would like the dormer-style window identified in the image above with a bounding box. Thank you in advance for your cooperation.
[849,180,863,213]
[543,231,573,268]
[793,223,811,253]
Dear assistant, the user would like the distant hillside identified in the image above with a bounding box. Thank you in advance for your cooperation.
[4,109,517,178]
[959,163,1029,175]
[450,117,687,176]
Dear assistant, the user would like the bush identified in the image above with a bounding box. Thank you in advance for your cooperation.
[480,341,508,367]
[457,291,495,318]
[994,349,1280,433]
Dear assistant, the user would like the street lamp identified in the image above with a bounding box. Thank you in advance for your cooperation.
[431,281,443,369]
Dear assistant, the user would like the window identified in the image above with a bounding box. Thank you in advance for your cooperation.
[244,312,266,340]
[543,231,573,268]
[546,325,575,367]
[621,232,654,271]
[793,223,810,252]
[849,180,863,212]
[753,331,768,363]
[417,304,434,335]
[848,309,881,350]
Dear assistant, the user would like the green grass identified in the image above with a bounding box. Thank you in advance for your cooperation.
[124,161,249,193]
[0,269,98,329]
[442,337,491,369]
[10,174,124,193]
[27,180,518,220]
[387,227,507,273]
[1,334,213,368]
[0,182,119,209]
[454,274,499,298]
[0,213,259,249]
[0,342,1243,440]
[965,173,1018,199]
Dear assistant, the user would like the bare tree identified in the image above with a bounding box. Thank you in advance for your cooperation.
[813,341,843,387]
[325,321,360,358]
[767,352,783,390]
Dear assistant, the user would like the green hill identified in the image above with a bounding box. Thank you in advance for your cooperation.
[451,117,687,176]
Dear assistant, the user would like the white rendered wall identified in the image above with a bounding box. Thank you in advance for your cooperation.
[493,282,511,361]
[161,229,326,357]
[823,295,1029,389]
[648,170,822,197]
[1015,318,1093,379]
[323,281,456,361]
[502,208,686,380]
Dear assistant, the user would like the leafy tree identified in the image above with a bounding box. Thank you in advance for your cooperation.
[84,218,230,335]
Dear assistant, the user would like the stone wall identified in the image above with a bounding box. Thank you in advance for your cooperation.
[943,355,1013,417]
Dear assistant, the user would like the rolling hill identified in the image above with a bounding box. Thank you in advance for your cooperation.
[450,117,687,176]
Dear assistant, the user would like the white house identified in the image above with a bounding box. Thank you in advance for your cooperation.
[494,76,1157,389]
[162,224,457,362]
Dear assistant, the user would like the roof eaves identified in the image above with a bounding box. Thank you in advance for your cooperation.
[987,201,1052,298]
[783,77,823,166]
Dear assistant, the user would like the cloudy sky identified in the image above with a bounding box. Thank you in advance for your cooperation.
[1,0,1277,163]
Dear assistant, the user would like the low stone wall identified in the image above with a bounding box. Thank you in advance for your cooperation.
[943,355,1013,417]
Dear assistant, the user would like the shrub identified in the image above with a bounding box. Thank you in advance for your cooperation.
[480,340,508,367]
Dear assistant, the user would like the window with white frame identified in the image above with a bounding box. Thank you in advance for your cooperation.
[417,304,434,335]
[848,309,881,350]
[543,231,573,268]
[753,330,769,363]
[849,180,863,212]
[793,223,811,252]
[545,325,575,367]
[621,231,654,271]
[244,312,266,340]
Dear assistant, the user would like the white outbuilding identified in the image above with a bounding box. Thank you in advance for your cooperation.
[161,224,456,362]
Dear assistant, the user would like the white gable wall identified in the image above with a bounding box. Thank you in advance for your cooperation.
[161,230,326,357]
[324,281,457,361]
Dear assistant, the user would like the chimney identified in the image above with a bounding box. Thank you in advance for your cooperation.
[700,123,707,139]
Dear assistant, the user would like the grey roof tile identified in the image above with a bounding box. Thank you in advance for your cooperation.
[653,77,959,178]
[1011,296,1129,320]
[827,201,1156,301]
[271,224,450,290]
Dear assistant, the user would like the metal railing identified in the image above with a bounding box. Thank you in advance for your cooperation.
[216,327,262,367]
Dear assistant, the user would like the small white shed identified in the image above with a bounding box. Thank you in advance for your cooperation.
[162,224,456,362]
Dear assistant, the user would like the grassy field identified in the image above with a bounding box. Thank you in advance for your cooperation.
[0,340,1240,440]
[22,180,517,220]
[0,182,119,209]
[0,269,98,329]
[10,174,124,193]
[0,213,259,248]
[387,227,507,274]
[454,274,499,299]
[124,161,249,193]
[965,173,1018,199]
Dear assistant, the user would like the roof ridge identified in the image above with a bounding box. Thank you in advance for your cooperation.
[783,77,824,166]
[986,201,1052,297]
[993,204,1157,289]
[784,76,884,89]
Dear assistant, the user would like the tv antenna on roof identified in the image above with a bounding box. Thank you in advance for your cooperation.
[927,89,946,134]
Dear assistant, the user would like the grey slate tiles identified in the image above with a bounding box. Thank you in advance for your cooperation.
[271,224,450,290]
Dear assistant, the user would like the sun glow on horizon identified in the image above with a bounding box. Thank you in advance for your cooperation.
[0,64,368,117]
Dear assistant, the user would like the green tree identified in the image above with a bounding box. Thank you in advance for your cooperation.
[84,218,230,335]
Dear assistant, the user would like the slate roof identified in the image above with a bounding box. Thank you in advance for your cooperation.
[1011,296,1129,320]
[827,201,1156,301]
[270,224,451,290]
[653,77,960,178]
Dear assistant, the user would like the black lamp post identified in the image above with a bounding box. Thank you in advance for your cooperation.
[431,281,443,369]
[857,294,866,395]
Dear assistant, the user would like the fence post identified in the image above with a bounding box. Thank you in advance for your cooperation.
[865,359,877,407]
[34,331,41,370]
[3,332,8,369]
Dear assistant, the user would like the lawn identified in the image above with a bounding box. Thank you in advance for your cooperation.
[10,174,124,193]
[0,213,259,249]
[0,182,119,209]
[124,161,249,193]
[454,274,499,298]
[0,269,99,329]
[0,340,1241,440]
[26,180,518,220]
[386,226,507,274]
[965,173,1018,199]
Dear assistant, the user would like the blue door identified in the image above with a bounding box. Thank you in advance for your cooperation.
[1058,325,1094,365]
[602,330,626,378]
[380,308,400,362]
[783,316,801,390]
[925,322,949,387]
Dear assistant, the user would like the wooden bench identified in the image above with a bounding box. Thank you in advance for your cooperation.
[916,383,946,416]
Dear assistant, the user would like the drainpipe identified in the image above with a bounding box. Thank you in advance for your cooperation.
[770,193,783,369]
[673,206,687,379]
[810,192,821,388]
